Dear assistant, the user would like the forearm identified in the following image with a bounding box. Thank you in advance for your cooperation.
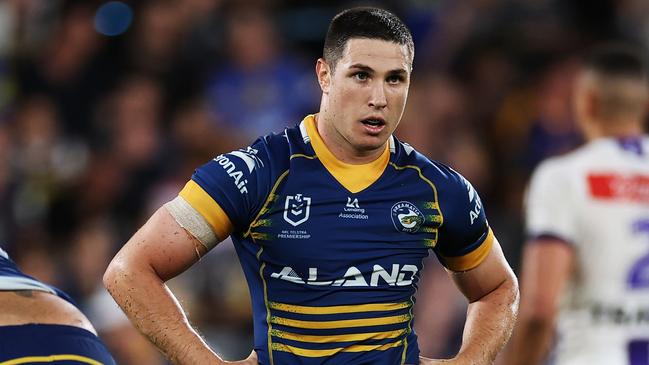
[502,315,555,365]
[456,276,519,364]
[104,261,221,365]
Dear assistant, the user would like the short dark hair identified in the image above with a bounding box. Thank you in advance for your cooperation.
[323,7,414,70]
[582,43,649,121]
[583,43,647,80]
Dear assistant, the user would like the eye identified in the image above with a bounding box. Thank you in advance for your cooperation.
[387,75,404,84]
[353,72,369,81]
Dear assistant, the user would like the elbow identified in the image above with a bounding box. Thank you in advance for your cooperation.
[508,270,520,297]
[103,258,123,294]
[510,272,520,310]
[499,268,520,311]
[103,251,161,297]
[103,254,136,296]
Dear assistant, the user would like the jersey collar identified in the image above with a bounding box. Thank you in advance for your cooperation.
[301,114,390,193]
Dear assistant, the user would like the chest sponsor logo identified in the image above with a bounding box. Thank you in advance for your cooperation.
[271,264,419,287]
[346,197,360,209]
[391,201,424,233]
[283,194,311,226]
[590,302,649,326]
[339,197,368,220]
[588,173,649,204]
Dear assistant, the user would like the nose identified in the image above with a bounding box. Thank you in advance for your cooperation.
[368,82,387,109]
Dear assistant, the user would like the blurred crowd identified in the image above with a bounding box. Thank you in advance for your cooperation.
[1,0,648,363]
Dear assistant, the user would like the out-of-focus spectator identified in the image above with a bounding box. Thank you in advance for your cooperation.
[167,239,254,361]
[129,1,186,75]
[170,98,245,170]
[414,259,466,359]
[205,5,318,139]
[17,2,114,138]
[94,75,167,232]
[10,228,59,287]
[0,125,12,243]
[9,96,88,235]
[65,219,166,365]
[524,57,582,169]
[399,75,470,157]
[106,75,164,170]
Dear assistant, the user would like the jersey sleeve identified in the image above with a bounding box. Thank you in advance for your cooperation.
[432,167,493,272]
[178,137,273,237]
[525,159,575,244]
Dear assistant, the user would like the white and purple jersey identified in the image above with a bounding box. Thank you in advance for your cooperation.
[526,136,649,365]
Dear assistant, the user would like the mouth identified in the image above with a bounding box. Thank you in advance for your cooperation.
[360,117,386,136]
[361,118,386,127]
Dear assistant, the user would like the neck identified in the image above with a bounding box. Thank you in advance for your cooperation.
[586,118,644,141]
[315,111,386,164]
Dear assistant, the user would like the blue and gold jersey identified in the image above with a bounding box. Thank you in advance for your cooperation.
[179,115,492,365]
[0,247,75,304]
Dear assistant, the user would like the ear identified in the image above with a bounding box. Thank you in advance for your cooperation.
[585,88,599,120]
[316,58,331,93]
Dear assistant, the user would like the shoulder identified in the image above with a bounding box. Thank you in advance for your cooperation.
[391,137,484,226]
[205,126,295,181]
[531,156,568,182]
[391,139,492,270]
[529,148,585,189]
[257,123,309,164]
[185,124,301,231]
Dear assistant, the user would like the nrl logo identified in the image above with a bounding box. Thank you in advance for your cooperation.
[391,201,424,233]
[283,194,311,227]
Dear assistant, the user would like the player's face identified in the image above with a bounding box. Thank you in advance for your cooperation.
[320,38,412,155]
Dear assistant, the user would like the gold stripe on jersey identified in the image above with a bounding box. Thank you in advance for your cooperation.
[247,170,290,365]
[387,163,439,200]
[179,180,233,240]
[0,354,103,365]
[271,339,404,357]
[269,301,410,315]
[245,170,290,240]
[304,115,390,194]
[270,328,407,343]
[257,247,275,365]
[440,228,495,272]
[270,314,411,329]
[401,296,414,364]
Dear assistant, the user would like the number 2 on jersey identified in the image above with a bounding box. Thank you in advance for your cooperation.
[628,219,649,289]
[629,340,649,365]
[628,220,649,364]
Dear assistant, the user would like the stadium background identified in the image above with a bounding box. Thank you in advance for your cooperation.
[0,0,646,363]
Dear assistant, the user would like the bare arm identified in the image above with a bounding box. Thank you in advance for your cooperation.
[500,239,573,365]
[103,206,254,365]
[422,238,519,365]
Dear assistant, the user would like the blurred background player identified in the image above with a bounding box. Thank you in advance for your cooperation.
[503,44,649,364]
[0,245,116,364]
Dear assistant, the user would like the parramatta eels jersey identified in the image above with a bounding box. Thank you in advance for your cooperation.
[526,136,649,365]
[0,246,74,304]
[177,115,493,365]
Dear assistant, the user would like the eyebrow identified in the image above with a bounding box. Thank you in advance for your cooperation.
[348,63,407,75]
